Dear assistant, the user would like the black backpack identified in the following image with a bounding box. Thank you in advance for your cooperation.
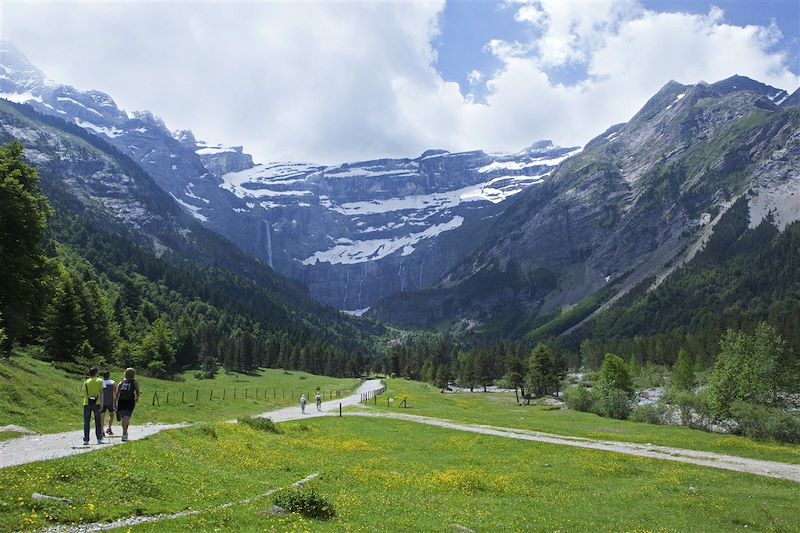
[118,380,135,401]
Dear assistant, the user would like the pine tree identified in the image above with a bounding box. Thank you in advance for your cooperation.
[0,141,52,346]
[671,349,695,391]
[43,274,87,362]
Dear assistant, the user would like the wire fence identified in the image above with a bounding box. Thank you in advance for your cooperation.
[150,387,347,407]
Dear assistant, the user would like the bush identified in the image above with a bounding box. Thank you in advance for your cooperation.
[630,403,671,425]
[634,363,670,390]
[238,416,282,434]
[597,389,632,420]
[730,402,800,443]
[564,386,595,412]
[272,487,335,519]
[666,390,700,427]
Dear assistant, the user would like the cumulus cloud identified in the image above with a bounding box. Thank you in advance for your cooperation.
[2,1,797,163]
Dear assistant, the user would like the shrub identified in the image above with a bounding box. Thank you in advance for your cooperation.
[634,363,670,390]
[596,353,634,398]
[597,389,632,420]
[730,402,800,443]
[272,487,335,519]
[199,425,217,439]
[666,390,698,427]
[239,416,282,434]
[564,386,595,412]
[630,402,671,425]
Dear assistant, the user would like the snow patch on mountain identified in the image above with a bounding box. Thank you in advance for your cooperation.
[302,216,465,265]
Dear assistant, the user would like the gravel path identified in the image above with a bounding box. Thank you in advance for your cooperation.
[0,423,191,470]
[348,411,800,483]
[0,380,383,470]
[248,379,383,422]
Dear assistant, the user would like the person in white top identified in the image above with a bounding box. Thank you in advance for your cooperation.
[100,370,116,436]
[300,394,307,414]
[315,392,322,412]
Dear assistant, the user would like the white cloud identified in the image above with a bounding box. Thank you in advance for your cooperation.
[467,69,483,86]
[2,1,797,163]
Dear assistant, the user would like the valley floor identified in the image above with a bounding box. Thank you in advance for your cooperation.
[2,378,799,532]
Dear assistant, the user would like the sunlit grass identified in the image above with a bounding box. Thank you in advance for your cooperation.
[0,417,797,532]
[0,355,358,433]
[370,378,800,464]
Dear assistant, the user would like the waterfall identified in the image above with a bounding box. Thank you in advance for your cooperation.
[263,219,274,268]
[357,263,366,308]
[398,256,406,292]
[342,268,350,310]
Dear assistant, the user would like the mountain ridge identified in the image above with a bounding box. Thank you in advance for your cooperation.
[369,75,800,340]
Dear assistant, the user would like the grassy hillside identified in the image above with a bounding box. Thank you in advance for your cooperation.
[0,355,358,434]
[1,417,797,532]
[371,379,800,464]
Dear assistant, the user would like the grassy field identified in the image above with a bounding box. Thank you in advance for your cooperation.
[0,416,797,532]
[368,379,800,465]
[0,356,359,434]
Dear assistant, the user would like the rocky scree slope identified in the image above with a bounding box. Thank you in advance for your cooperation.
[369,76,800,337]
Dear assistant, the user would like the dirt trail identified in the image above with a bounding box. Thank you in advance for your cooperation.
[347,411,800,483]
[0,380,382,470]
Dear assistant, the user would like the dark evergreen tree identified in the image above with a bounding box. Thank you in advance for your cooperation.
[0,141,52,347]
[43,273,87,362]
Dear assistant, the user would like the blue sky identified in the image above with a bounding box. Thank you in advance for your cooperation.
[435,0,799,100]
[4,1,800,162]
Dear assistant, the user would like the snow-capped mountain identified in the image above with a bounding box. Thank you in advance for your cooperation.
[218,143,579,310]
[0,40,579,311]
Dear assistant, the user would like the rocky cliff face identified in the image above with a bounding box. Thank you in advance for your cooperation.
[370,76,800,334]
[217,143,578,310]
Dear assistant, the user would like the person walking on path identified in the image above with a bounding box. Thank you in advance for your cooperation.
[315,392,322,412]
[82,367,104,446]
[300,394,306,414]
[100,370,116,436]
[114,368,140,442]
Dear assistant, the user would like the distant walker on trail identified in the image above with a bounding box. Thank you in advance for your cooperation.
[82,367,105,446]
[315,392,322,412]
[115,368,140,442]
[300,394,307,414]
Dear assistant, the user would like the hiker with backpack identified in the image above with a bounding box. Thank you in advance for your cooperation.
[115,368,140,442]
[315,392,322,412]
[300,394,306,414]
[82,367,105,446]
[100,370,116,436]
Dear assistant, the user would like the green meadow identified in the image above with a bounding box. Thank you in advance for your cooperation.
[369,378,800,465]
[1,417,798,532]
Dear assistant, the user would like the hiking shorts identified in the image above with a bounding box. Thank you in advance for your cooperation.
[117,400,135,418]
[101,404,115,413]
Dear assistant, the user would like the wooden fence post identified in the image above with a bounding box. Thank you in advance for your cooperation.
[166,392,169,404]
[196,389,199,401]
[181,390,185,403]
[339,403,342,417]
[210,389,213,400]
[152,392,159,406]
[223,388,226,400]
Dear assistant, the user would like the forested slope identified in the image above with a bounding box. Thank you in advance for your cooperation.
[0,100,383,377]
